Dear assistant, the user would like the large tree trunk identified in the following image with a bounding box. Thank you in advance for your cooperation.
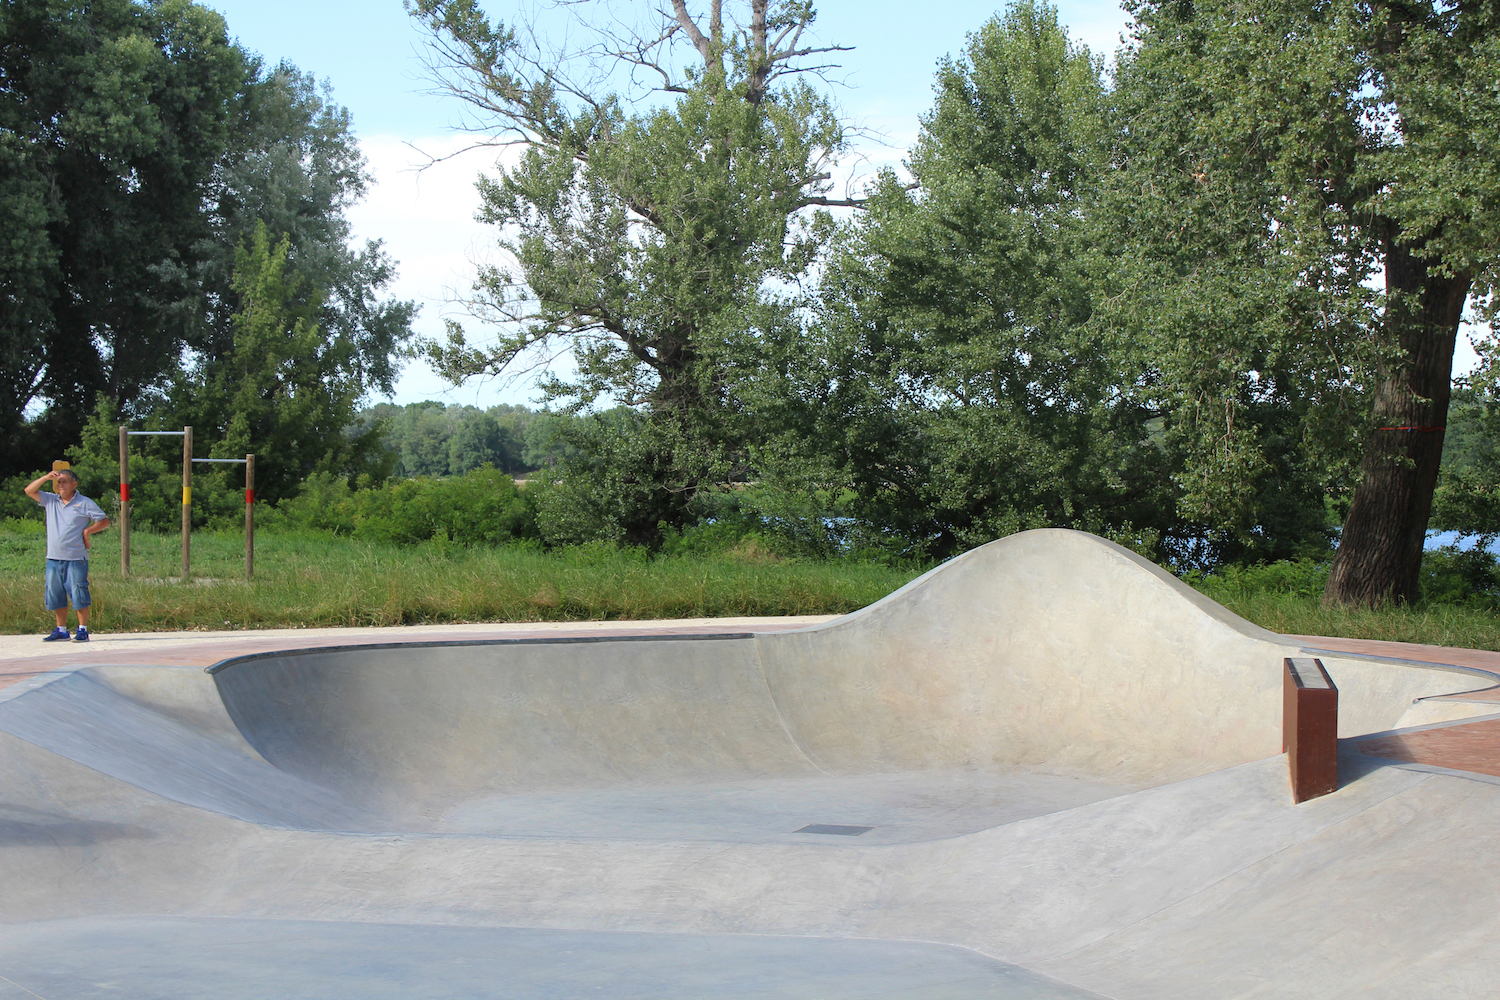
[1323,234,1470,607]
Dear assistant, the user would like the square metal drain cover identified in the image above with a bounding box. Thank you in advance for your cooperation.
[795,824,873,836]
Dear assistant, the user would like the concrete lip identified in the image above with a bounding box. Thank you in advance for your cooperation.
[3,530,1500,999]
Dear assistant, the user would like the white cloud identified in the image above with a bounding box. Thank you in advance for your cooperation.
[347,134,546,407]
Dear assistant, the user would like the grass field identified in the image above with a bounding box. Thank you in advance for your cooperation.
[0,524,916,634]
[1,522,1496,651]
[1194,586,1500,651]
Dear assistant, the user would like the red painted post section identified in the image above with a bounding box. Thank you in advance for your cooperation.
[118,424,129,577]
[1284,657,1338,803]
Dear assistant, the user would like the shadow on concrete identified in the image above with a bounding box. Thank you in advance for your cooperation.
[0,803,154,847]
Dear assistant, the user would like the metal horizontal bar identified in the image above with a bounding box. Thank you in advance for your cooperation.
[191,458,247,464]
[127,431,186,436]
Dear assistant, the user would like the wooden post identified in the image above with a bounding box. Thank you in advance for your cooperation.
[244,454,255,581]
[1284,657,1339,803]
[181,426,192,580]
[118,425,130,577]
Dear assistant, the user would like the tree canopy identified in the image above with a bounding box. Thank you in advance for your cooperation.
[407,0,854,543]
[763,3,1178,560]
[21,0,1487,588]
[727,0,1498,579]
[0,0,245,472]
[1103,0,1500,603]
[1,0,415,499]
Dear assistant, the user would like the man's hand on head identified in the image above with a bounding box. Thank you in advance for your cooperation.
[24,471,58,500]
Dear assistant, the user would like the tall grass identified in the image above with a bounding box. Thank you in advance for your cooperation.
[0,524,915,634]
[1197,588,1500,650]
[1191,556,1500,651]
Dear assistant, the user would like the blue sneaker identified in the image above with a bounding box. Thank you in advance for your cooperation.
[43,627,70,642]
[73,627,89,642]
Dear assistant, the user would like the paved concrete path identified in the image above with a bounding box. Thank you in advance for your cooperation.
[3,529,1500,1000]
[1287,634,1500,777]
[1288,632,1500,674]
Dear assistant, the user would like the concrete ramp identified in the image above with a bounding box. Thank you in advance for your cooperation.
[195,529,1482,824]
[0,666,377,830]
[756,529,1490,779]
[212,635,816,819]
[1,528,1498,999]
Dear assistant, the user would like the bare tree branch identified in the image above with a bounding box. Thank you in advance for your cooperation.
[802,195,867,209]
[669,0,714,62]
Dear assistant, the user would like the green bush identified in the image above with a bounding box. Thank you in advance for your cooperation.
[1420,546,1500,610]
[266,465,539,546]
[0,475,47,522]
[1186,547,1500,609]
[1191,558,1332,600]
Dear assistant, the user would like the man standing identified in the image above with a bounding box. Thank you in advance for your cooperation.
[23,469,110,642]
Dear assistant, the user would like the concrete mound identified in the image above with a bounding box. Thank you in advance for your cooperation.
[2,528,1498,999]
[201,529,1475,819]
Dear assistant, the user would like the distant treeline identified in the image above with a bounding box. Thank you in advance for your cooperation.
[351,402,579,479]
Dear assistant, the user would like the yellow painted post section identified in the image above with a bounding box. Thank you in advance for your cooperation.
[181,426,192,579]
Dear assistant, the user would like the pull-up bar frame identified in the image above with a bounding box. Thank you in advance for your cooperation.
[118,426,256,581]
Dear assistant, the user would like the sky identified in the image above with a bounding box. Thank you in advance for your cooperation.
[203,0,1483,409]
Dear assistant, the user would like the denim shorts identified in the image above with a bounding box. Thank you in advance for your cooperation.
[44,559,91,610]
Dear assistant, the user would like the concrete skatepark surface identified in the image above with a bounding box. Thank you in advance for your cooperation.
[3,528,1500,998]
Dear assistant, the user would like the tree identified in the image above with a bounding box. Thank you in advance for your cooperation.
[1107,0,1500,605]
[159,60,416,496]
[190,62,415,409]
[175,222,385,503]
[445,409,506,475]
[352,401,549,478]
[407,0,853,544]
[0,0,245,474]
[783,3,1184,560]
[1,1,415,485]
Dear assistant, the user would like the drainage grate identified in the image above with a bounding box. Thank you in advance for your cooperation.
[795,824,873,836]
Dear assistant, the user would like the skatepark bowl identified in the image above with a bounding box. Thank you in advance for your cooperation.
[4,528,1500,998]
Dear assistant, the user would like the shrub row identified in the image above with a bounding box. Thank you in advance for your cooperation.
[262,466,539,546]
